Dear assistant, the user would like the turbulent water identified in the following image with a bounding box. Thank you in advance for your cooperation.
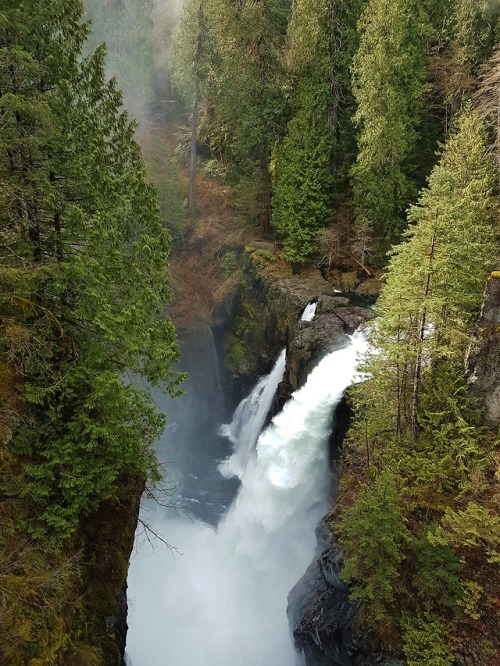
[126,330,367,666]
[219,349,286,479]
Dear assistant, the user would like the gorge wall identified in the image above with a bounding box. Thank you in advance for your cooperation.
[212,249,376,404]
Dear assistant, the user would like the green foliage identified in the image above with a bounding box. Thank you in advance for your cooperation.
[173,0,290,232]
[0,0,181,540]
[429,503,500,565]
[221,250,238,276]
[350,0,431,242]
[339,470,409,629]
[402,613,455,666]
[450,0,499,74]
[355,108,496,449]
[11,374,163,540]
[339,108,498,658]
[0,539,82,665]
[171,0,207,106]
[410,529,463,616]
[272,2,333,262]
[272,97,334,261]
[227,304,256,374]
[272,0,364,262]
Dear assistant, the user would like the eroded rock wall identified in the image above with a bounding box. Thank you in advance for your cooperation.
[212,250,374,406]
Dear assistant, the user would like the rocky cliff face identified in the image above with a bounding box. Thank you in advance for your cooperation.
[288,521,357,666]
[212,249,374,406]
[288,520,404,666]
[78,475,144,664]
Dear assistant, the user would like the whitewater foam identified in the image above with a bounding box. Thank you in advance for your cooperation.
[126,330,367,666]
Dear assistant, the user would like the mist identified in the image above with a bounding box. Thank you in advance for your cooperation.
[83,0,188,127]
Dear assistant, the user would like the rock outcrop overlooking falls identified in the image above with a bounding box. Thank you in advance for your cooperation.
[287,521,358,666]
[212,249,375,405]
[280,293,372,405]
[287,519,404,666]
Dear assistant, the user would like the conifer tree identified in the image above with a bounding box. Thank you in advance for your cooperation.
[338,109,497,659]
[172,0,289,234]
[171,0,208,213]
[476,48,500,180]
[450,0,499,75]
[0,0,181,541]
[272,0,363,262]
[350,0,430,243]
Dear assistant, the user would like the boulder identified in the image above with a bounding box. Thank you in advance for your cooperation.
[288,534,356,666]
[316,296,351,313]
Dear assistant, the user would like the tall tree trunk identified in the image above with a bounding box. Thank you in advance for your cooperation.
[411,230,436,443]
[189,80,199,215]
[259,154,271,237]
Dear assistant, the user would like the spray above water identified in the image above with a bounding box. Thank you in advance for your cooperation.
[126,330,367,666]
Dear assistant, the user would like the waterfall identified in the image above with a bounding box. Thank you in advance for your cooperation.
[219,349,286,479]
[126,330,367,666]
[301,301,317,322]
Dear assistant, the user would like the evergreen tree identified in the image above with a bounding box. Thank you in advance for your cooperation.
[350,0,430,243]
[340,470,409,631]
[476,48,500,181]
[338,108,497,659]
[272,77,334,262]
[0,0,181,541]
[171,0,208,213]
[450,0,499,75]
[172,0,290,234]
[272,0,363,263]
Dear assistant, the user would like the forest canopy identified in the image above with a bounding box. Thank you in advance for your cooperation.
[173,0,499,261]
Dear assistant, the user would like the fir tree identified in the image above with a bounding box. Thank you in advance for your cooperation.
[350,0,430,243]
[338,108,497,659]
[0,0,181,541]
[272,0,363,263]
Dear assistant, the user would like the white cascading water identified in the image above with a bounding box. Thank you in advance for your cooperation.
[219,349,286,479]
[126,329,367,666]
[301,301,317,322]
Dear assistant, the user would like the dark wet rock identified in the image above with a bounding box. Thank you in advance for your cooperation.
[282,305,372,399]
[287,544,358,666]
[316,295,351,313]
[332,307,373,334]
[288,536,357,666]
[212,248,373,407]
[286,315,347,392]
[288,524,406,666]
